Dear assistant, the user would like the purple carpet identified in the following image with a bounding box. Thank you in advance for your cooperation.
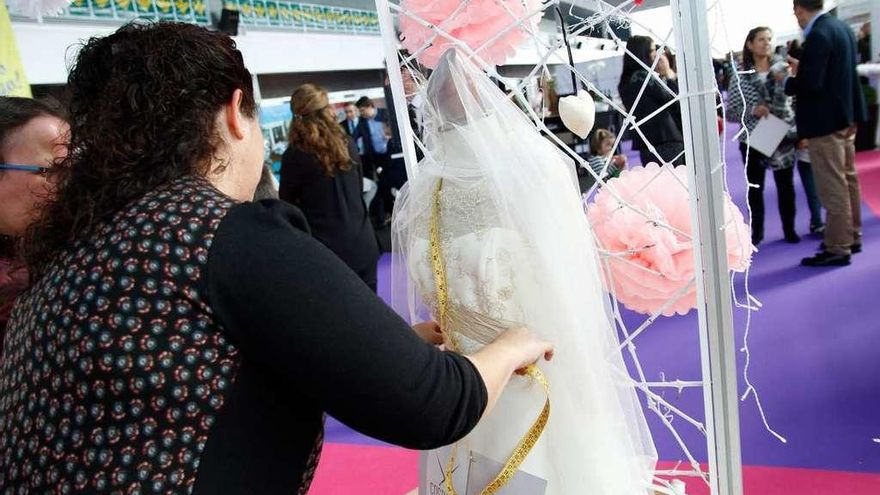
[328,123,880,477]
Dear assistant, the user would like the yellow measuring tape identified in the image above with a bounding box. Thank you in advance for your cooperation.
[429,178,550,495]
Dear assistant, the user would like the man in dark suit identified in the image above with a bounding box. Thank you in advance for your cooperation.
[341,102,367,166]
[341,102,359,136]
[380,67,423,221]
[783,0,867,266]
[354,97,389,178]
[355,96,391,225]
[340,101,376,209]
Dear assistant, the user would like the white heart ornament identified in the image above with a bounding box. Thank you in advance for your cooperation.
[559,93,596,139]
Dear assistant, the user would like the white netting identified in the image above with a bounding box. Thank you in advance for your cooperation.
[378,0,783,493]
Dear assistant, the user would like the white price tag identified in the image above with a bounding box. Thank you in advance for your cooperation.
[420,448,547,495]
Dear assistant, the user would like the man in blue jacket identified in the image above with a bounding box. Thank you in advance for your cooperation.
[782,0,867,266]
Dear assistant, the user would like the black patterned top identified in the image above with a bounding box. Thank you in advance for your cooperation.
[0,176,486,494]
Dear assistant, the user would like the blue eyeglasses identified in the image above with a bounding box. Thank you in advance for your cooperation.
[0,164,53,176]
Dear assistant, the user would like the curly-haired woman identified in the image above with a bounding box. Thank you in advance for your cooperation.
[280,84,379,291]
[0,22,553,494]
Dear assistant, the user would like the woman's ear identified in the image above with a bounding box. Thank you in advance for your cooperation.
[225,89,248,140]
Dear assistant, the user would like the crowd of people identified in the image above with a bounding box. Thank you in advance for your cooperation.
[0,0,870,491]
[611,0,865,266]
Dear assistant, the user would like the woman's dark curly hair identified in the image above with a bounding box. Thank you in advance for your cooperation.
[22,22,256,277]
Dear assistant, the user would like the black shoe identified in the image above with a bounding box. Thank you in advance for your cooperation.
[784,232,801,244]
[801,251,851,267]
[810,223,825,235]
[818,242,862,254]
[752,235,763,246]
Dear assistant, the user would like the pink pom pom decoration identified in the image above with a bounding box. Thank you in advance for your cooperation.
[586,163,753,317]
[399,0,544,69]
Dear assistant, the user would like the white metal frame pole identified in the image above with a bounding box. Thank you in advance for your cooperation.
[375,3,430,489]
[670,0,744,494]
[376,0,421,181]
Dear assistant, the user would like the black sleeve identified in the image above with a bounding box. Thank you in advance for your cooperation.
[642,72,678,106]
[785,32,831,97]
[278,150,303,205]
[206,200,487,449]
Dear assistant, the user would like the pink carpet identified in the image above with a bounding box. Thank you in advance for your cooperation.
[855,150,880,216]
[308,443,418,495]
[310,444,880,494]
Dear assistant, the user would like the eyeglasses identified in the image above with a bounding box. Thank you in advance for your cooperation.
[0,164,54,176]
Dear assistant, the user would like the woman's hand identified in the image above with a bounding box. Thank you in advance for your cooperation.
[752,105,770,118]
[412,321,444,345]
[464,327,553,419]
[656,52,672,78]
[787,56,800,77]
[487,327,554,372]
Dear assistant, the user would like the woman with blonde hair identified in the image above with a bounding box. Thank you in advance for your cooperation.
[280,83,380,290]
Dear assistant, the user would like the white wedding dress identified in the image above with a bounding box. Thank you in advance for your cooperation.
[392,51,656,494]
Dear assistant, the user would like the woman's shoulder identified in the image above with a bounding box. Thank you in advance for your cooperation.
[626,69,650,86]
[207,200,320,285]
[217,200,311,240]
[280,145,322,181]
[125,175,238,223]
[282,145,312,163]
[619,70,649,99]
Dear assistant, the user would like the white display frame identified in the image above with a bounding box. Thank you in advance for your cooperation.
[375,1,745,493]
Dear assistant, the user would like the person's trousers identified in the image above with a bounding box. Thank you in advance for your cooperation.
[808,130,863,255]
[740,143,797,241]
[795,159,824,229]
[367,153,391,223]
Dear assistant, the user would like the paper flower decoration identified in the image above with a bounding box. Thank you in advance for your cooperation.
[399,0,545,69]
[586,163,753,316]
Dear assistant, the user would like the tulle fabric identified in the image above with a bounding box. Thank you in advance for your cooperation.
[391,50,656,494]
